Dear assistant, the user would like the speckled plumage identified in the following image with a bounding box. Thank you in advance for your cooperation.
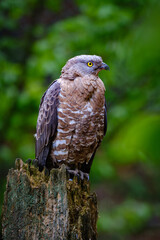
[35,55,109,176]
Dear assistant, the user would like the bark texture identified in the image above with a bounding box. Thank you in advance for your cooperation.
[2,159,98,240]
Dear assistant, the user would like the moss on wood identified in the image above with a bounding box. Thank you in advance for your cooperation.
[2,159,97,240]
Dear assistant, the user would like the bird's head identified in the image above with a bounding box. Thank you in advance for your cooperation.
[61,55,110,80]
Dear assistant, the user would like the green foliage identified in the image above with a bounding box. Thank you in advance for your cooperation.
[98,200,152,235]
[0,0,160,239]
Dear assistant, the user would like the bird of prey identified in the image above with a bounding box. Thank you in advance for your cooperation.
[35,55,109,179]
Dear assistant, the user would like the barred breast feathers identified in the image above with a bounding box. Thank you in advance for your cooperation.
[51,75,105,165]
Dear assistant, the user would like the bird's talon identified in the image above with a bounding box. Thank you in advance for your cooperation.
[79,170,84,181]
[67,169,79,180]
[79,170,89,181]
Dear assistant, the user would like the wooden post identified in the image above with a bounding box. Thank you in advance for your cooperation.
[2,159,98,240]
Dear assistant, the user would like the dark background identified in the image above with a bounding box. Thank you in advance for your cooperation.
[0,0,160,239]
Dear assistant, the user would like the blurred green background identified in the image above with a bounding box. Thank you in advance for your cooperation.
[0,0,160,239]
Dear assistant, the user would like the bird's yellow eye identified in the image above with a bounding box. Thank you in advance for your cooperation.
[87,62,93,67]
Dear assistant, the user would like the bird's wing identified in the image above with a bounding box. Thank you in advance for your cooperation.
[104,98,107,136]
[35,80,60,169]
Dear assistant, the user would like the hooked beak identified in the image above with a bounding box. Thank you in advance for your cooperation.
[100,62,110,71]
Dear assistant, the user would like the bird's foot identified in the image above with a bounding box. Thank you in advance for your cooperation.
[67,168,89,181]
[67,169,79,180]
[79,170,89,181]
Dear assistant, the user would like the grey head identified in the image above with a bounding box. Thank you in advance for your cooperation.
[61,55,110,80]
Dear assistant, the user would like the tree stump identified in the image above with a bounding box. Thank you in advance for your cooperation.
[2,159,98,240]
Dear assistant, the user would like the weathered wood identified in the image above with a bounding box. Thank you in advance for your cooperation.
[2,159,98,240]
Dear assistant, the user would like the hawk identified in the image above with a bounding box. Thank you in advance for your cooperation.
[35,55,109,179]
